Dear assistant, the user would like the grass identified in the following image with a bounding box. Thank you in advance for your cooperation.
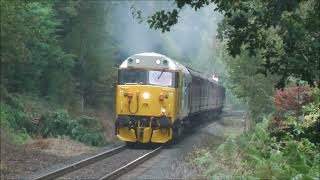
[187,113,245,177]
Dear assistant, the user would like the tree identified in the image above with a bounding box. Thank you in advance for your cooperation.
[147,0,320,87]
[62,1,118,109]
[0,0,75,103]
[219,42,278,121]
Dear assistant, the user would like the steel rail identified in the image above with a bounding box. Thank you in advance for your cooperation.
[99,146,162,180]
[34,145,127,180]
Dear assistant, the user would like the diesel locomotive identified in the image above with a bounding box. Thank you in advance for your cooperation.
[115,52,225,144]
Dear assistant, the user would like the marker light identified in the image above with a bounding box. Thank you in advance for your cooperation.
[142,92,150,99]
[163,59,168,65]
[155,59,161,64]
[159,93,164,101]
[135,59,141,64]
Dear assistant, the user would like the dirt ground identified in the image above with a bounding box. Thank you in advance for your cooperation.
[0,137,96,179]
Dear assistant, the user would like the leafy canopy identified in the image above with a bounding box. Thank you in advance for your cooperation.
[147,0,320,87]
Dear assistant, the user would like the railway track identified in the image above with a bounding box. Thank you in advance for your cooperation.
[34,145,127,180]
[33,145,162,180]
[32,113,226,180]
[99,146,162,180]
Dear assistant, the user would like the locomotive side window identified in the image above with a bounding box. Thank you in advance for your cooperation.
[148,71,173,87]
[174,72,179,88]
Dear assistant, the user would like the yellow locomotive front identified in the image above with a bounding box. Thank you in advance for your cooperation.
[115,53,182,144]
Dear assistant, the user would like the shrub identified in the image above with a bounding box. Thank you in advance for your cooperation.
[270,87,320,144]
[38,110,106,146]
[274,84,311,115]
[39,110,71,137]
[1,103,32,131]
[300,87,320,144]
[191,117,319,179]
[0,104,32,144]
[1,95,107,146]
[77,115,101,129]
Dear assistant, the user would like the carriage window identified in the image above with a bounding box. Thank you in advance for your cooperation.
[148,71,173,87]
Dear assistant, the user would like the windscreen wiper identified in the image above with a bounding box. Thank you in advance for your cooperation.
[158,69,165,79]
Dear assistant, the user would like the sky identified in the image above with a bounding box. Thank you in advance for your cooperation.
[110,0,223,70]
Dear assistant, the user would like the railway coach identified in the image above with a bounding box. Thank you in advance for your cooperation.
[115,52,225,144]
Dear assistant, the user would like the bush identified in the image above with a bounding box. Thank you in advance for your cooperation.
[300,87,320,144]
[274,84,311,115]
[38,110,106,146]
[77,115,100,129]
[191,116,319,179]
[271,87,320,144]
[0,94,107,146]
[1,102,32,132]
[0,104,32,144]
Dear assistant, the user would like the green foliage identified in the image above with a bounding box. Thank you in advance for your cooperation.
[0,94,106,146]
[270,87,320,144]
[216,137,238,165]
[191,91,319,178]
[192,117,319,179]
[39,110,105,146]
[0,103,31,144]
[1,0,75,99]
[1,1,120,146]
[62,1,118,108]
[302,88,320,130]
[222,46,278,122]
[147,9,178,33]
[148,0,320,87]
[0,99,35,133]
[1,0,118,109]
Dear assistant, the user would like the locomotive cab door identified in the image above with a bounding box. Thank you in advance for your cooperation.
[180,72,192,119]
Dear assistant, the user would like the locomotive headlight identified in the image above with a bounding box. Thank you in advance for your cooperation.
[135,58,141,64]
[142,92,150,99]
[161,128,167,134]
[155,59,161,64]
[161,108,166,114]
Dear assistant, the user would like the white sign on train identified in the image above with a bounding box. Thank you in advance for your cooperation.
[212,75,219,82]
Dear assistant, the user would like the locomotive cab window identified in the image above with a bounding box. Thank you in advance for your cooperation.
[118,69,147,85]
[148,71,173,87]
[118,69,177,87]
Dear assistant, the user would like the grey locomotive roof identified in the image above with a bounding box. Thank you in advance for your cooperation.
[119,52,189,73]
[119,52,220,84]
